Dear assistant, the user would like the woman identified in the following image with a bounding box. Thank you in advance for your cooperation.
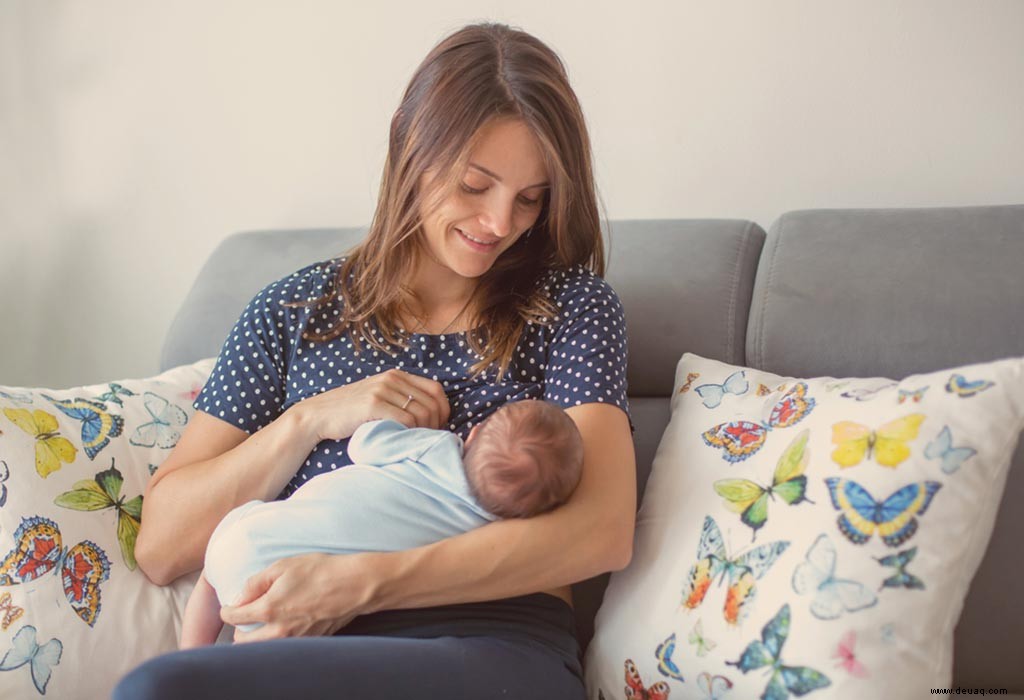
[115,22,636,699]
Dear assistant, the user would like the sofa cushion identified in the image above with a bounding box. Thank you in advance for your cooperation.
[0,359,214,699]
[584,352,1024,700]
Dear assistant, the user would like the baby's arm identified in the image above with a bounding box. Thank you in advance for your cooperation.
[180,570,225,649]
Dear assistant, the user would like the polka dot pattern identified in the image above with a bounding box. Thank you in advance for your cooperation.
[195,257,634,499]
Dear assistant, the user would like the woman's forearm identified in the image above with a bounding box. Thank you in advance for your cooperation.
[136,408,319,585]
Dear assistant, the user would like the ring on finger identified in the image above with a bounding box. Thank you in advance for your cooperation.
[401,394,415,411]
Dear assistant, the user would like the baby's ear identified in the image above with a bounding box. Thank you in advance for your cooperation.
[466,424,480,446]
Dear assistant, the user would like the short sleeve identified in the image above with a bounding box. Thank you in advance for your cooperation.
[542,268,635,433]
[192,279,294,434]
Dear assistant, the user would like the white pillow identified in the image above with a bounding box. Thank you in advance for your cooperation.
[0,358,214,699]
[585,353,1024,700]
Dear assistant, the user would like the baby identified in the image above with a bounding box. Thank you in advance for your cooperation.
[179,399,584,647]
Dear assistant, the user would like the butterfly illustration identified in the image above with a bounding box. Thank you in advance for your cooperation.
[825,478,942,548]
[728,604,830,699]
[945,374,994,397]
[54,461,143,570]
[833,631,868,678]
[696,672,733,699]
[0,591,24,631]
[95,383,136,408]
[130,392,188,449]
[897,387,928,404]
[0,389,34,405]
[695,371,749,409]
[876,547,924,590]
[714,430,812,540]
[824,381,851,393]
[791,534,877,619]
[682,516,790,625]
[0,516,111,626]
[655,633,684,682]
[2,408,78,478]
[756,383,786,397]
[625,659,670,699]
[924,426,977,475]
[678,372,701,394]
[688,619,716,657]
[43,396,124,460]
[830,414,925,469]
[0,625,63,695]
[702,383,816,463]
[0,460,8,507]
[840,382,896,402]
[880,624,896,645]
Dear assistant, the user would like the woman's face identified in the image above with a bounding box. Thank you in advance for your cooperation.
[417,118,550,282]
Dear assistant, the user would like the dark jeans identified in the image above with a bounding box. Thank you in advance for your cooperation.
[112,593,585,699]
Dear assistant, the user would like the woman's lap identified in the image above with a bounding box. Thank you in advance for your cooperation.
[113,593,584,699]
[112,633,584,700]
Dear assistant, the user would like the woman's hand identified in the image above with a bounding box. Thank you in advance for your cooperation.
[293,368,451,442]
[219,552,382,643]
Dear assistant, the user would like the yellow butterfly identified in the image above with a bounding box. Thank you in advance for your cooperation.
[831,414,925,469]
[3,408,78,478]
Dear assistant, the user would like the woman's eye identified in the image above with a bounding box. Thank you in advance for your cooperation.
[518,196,540,206]
[460,183,486,195]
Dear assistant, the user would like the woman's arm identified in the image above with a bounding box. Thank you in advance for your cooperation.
[135,408,319,585]
[220,402,636,639]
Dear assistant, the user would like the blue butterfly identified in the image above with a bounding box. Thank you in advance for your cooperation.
[0,625,63,695]
[924,426,977,474]
[94,383,136,408]
[876,547,925,590]
[727,604,831,699]
[897,387,928,404]
[0,390,33,405]
[42,396,124,460]
[130,392,188,449]
[696,371,749,409]
[945,374,994,397]
[655,632,685,682]
[824,478,942,548]
[791,534,877,620]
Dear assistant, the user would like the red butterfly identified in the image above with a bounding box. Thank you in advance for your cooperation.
[625,659,670,699]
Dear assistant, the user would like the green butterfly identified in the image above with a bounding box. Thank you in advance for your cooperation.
[54,461,143,570]
[713,429,812,540]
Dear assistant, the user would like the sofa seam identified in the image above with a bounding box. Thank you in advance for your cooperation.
[757,215,785,369]
[724,225,751,364]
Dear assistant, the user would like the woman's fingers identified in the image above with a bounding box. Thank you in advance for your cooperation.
[379,370,450,429]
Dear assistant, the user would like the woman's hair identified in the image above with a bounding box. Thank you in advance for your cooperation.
[462,400,584,518]
[285,22,604,381]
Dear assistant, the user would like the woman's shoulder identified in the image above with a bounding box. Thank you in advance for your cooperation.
[538,263,623,320]
[245,256,347,312]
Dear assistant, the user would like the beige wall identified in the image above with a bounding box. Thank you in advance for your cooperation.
[2,1,1022,387]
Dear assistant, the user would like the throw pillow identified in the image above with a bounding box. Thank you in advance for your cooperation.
[0,358,215,699]
[585,353,1024,700]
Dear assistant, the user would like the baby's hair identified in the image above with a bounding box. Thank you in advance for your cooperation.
[463,399,584,518]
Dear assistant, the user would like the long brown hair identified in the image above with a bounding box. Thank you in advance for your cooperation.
[289,22,604,382]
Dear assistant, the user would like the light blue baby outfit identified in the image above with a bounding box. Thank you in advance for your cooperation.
[203,419,497,630]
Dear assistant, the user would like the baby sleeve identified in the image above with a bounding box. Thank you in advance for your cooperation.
[541,267,635,433]
[348,419,453,466]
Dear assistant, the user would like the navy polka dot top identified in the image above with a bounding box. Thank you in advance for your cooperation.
[194,257,634,499]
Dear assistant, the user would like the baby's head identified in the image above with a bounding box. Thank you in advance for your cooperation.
[462,400,584,519]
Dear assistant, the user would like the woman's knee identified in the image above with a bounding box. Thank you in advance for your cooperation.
[112,650,223,700]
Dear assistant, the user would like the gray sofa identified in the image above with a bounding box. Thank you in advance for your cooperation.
[162,204,1024,695]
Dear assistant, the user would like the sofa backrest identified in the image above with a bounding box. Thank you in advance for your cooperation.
[746,204,1024,690]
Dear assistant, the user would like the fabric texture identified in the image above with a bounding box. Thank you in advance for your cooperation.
[0,358,215,699]
[193,256,633,499]
[585,352,1024,700]
[114,593,585,700]
[204,419,496,627]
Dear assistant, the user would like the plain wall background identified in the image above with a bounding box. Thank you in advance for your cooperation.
[2,0,1022,387]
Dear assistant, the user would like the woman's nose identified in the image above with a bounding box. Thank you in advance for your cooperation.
[478,195,515,238]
